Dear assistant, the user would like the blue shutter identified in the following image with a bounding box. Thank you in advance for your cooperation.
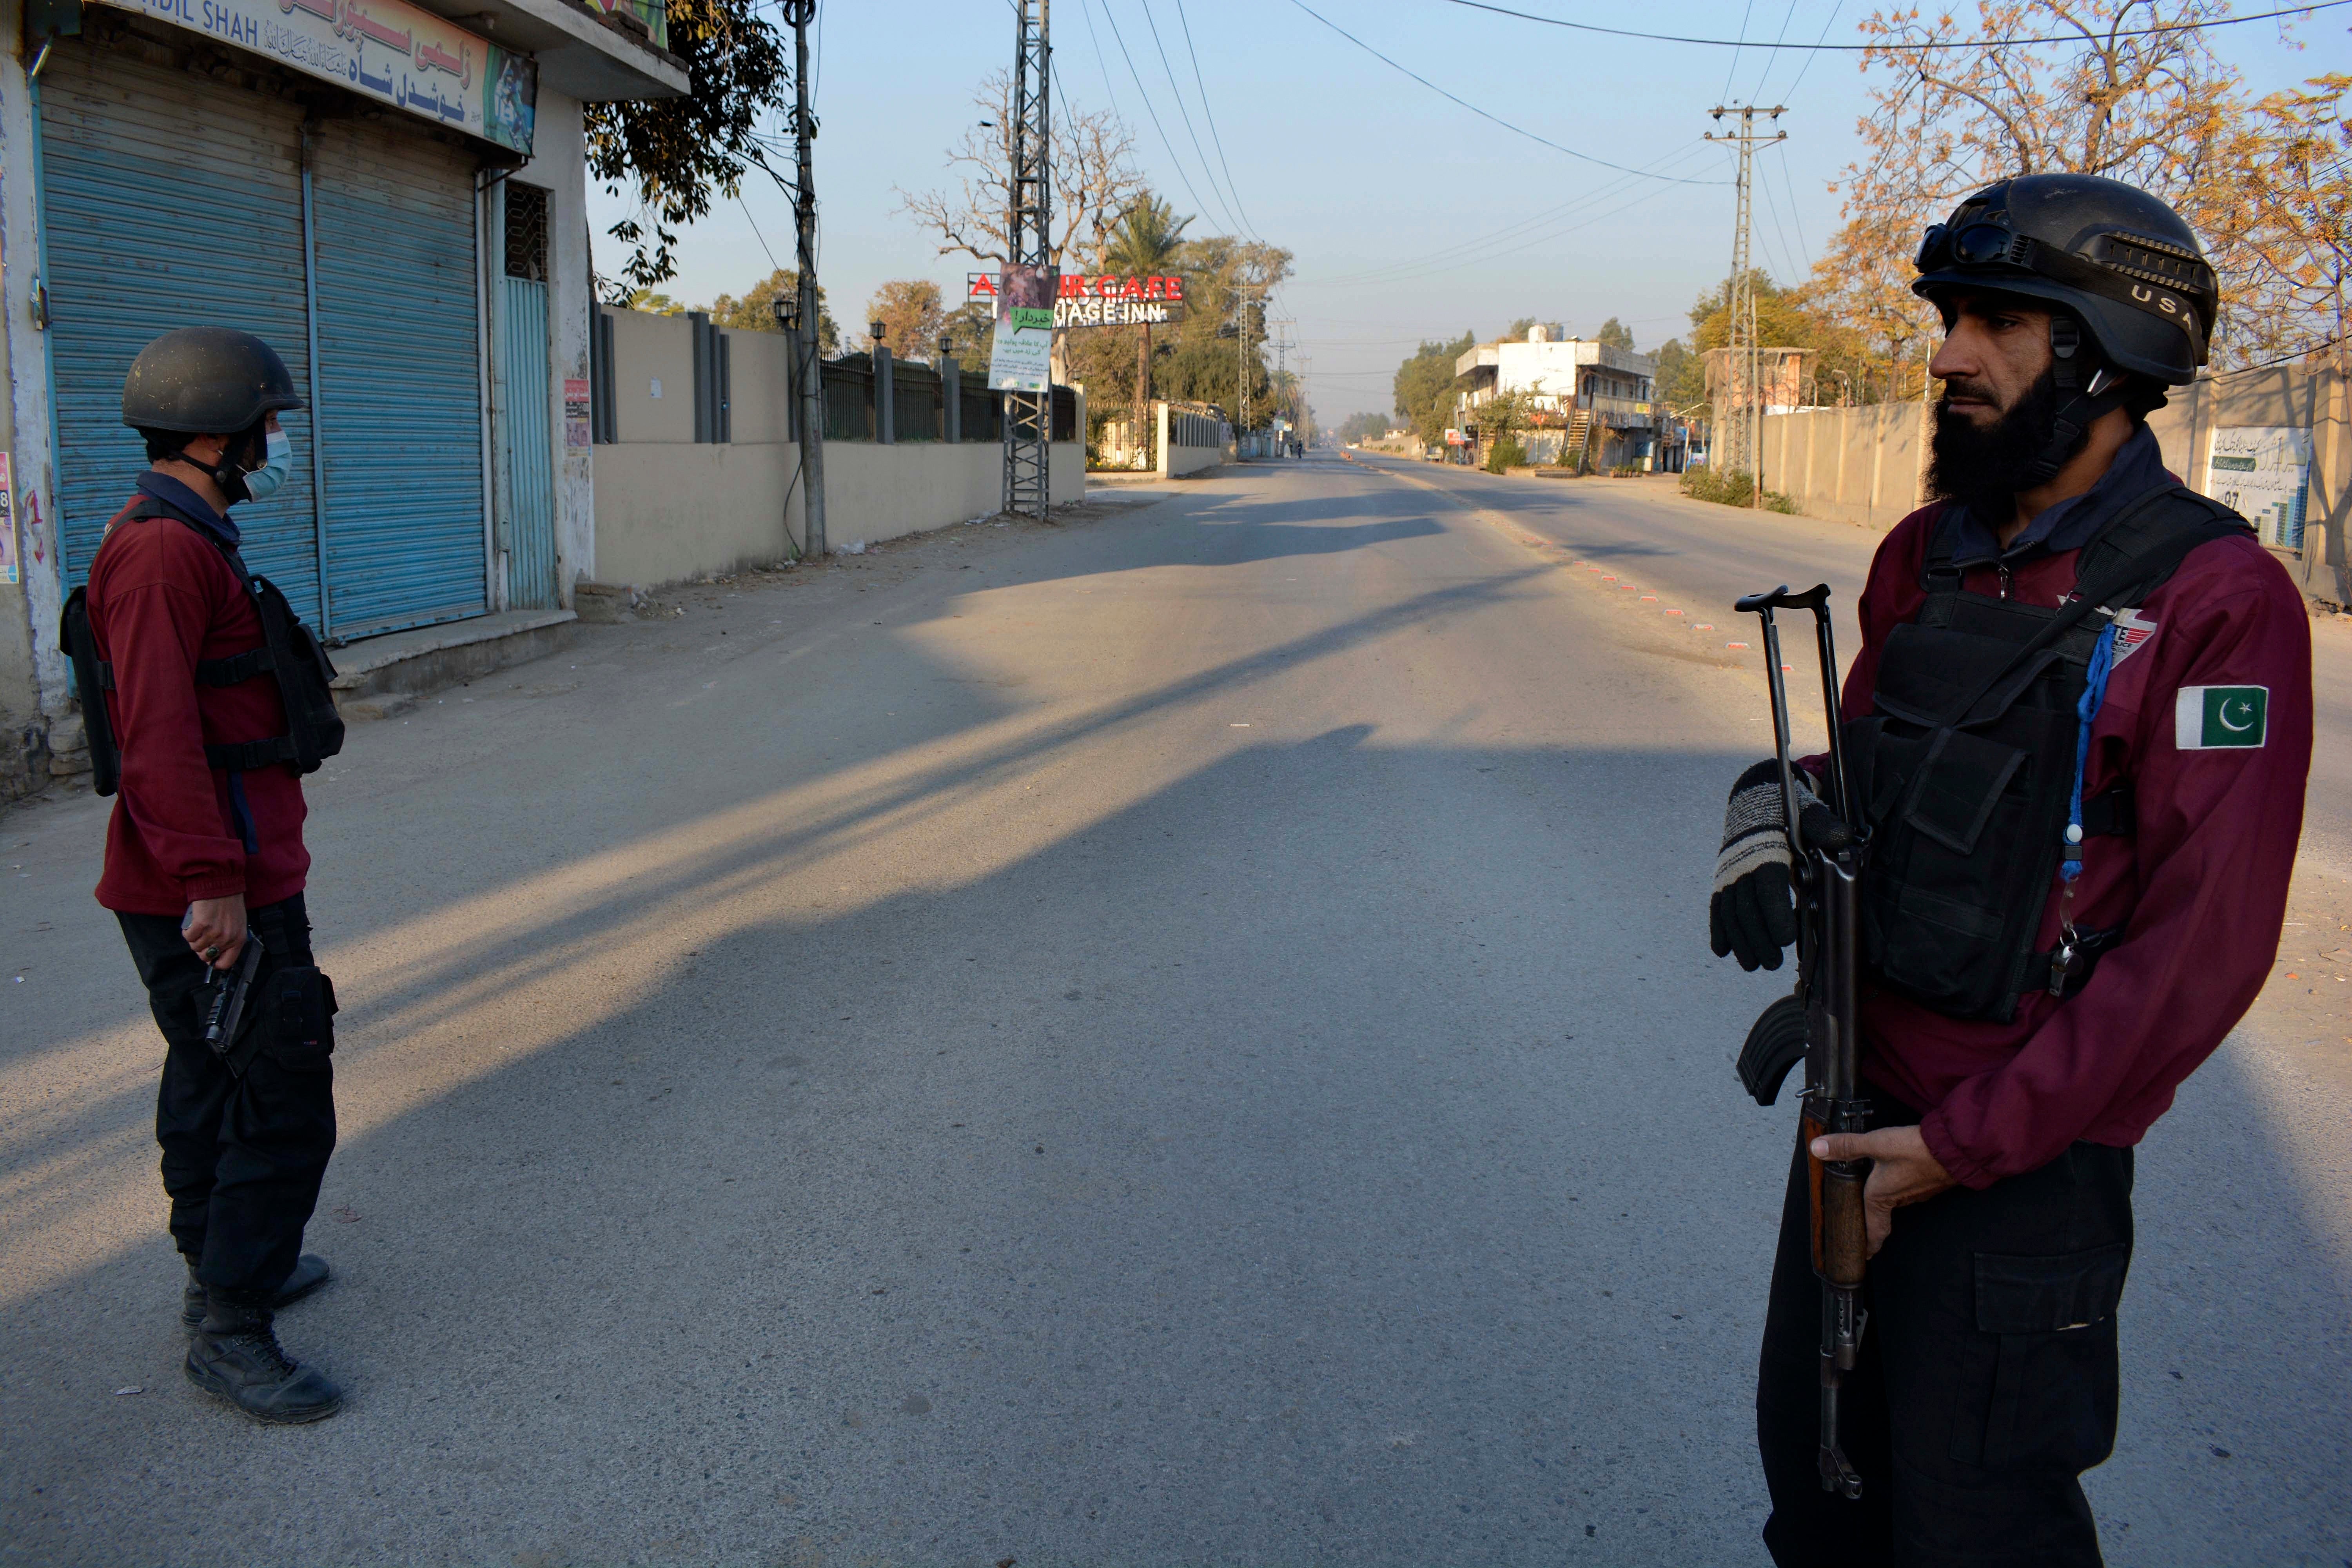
[36,43,324,619]
[308,119,487,638]
[499,275,557,608]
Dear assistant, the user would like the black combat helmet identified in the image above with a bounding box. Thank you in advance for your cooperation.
[1912,174,2217,385]
[121,327,305,434]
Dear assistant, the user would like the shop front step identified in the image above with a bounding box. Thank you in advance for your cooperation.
[331,609,577,719]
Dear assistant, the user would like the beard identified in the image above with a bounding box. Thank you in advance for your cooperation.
[1926,368,2068,523]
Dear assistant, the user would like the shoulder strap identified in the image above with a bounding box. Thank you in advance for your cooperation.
[1930,484,2249,728]
[1918,503,1965,585]
[2071,484,2251,604]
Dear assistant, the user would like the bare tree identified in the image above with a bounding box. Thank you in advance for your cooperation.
[1816,0,2284,364]
[2227,73,2352,372]
[896,72,1146,275]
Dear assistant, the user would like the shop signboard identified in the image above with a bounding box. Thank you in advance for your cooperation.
[970,271,1185,328]
[93,0,538,155]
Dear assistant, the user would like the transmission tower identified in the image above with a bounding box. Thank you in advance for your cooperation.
[1704,104,1785,508]
[1003,0,1053,517]
[1272,320,1295,447]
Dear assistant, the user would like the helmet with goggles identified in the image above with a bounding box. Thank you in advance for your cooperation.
[1912,173,2216,385]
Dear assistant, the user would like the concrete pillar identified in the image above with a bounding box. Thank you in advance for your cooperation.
[1156,400,1171,478]
[875,345,895,444]
[942,355,961,443]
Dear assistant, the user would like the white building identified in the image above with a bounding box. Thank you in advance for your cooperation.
[0,0,684,791]
[1452,325,1660,469]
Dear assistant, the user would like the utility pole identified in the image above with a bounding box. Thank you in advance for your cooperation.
[1232,278,1268,452]
[1704,104,1785,510]
[1003,0,1053,518]
[787,0,827,557]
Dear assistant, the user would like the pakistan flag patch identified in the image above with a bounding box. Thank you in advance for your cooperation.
[2176,686,2269,750]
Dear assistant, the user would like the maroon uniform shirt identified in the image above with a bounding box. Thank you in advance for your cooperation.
[1835,453,2312,1189]
[84,489,310,915]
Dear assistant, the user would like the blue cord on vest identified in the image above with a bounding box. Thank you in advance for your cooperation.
[2063,622,2120,882]
[225,771,260,857]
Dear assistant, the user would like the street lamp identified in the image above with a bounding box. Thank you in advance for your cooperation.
[869,320,886,351]
[771,295,799,334]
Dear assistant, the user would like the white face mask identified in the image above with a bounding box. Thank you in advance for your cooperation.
[240,428,293,503]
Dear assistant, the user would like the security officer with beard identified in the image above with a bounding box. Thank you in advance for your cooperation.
[69,327,348,1424]
[1708,175,2312,1563]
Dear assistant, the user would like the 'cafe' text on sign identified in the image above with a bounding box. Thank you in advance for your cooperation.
[969,272,1187,329]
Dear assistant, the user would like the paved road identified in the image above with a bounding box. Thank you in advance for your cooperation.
[2,457,2345,1565]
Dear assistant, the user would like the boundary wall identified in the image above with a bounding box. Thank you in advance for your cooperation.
[1760,369,2348,609]
[590,310,1082,589]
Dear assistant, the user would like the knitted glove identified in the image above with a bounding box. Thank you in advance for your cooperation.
[1710,759,1815,972]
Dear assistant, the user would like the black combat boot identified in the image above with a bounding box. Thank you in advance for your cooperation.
[185,1294,343,1424]
[181,1254,332,1332]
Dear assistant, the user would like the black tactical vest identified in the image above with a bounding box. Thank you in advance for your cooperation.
[1843,485,2251,1022]
[61,501,345,799]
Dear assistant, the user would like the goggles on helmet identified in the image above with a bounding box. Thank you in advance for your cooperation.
[1915,221,2027,273]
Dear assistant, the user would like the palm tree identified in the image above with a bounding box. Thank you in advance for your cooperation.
[1100,194,1192,468]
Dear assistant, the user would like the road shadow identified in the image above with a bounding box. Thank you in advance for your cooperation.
[5,724,2345,1566]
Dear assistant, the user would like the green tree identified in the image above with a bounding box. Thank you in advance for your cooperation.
[862,279,950,358]
[1083,234,1290,431]
[1474,388,1535,471]
[1336,410,1390,444]
[624,288,685,316]
[1392,331,1477,447]
[586,0,791,293]
[1504,317,1567,341]
[706,269,839,352]
[1100,194,1194,466]
[941,301,995,364]
[1652,338,1703,411]
[1595,316,1635,350]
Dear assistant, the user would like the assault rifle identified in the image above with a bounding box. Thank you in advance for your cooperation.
[1730,583,1872,1501]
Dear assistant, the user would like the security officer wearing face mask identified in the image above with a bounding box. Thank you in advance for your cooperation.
[66,327,350,1424]
[1707,176,2313,1563]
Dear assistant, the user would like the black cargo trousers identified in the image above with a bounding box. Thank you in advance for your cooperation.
[118,893,337,1301]
[1757,1094,2134,1568]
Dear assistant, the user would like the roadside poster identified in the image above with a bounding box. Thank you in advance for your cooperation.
[987,265,1056,393]
[0,454,16,587]
[564,379,593,450]
[2206,426,2311,550]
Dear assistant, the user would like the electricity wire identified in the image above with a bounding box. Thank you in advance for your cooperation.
[1098,0,1223,225]
[1281,0,1728,183]
[1744,0,1802,105]
[1177,0,1261,243]
[1310,140,1720,287]
[1774,143,1814,274]
[1720,0,1757,103]
[1137,0,1247,235]
[1444,0,2349,49]
[1776,1,1846,100]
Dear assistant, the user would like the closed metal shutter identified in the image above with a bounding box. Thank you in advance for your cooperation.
[36,41,325,619]
[499,275,556,607]
[309,119,487,637]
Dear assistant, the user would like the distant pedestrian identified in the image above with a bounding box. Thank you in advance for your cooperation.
[1708,175,2312,1563]
[64,327,350,1424]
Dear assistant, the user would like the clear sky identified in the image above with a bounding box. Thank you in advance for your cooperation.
[586,0,2343,426]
